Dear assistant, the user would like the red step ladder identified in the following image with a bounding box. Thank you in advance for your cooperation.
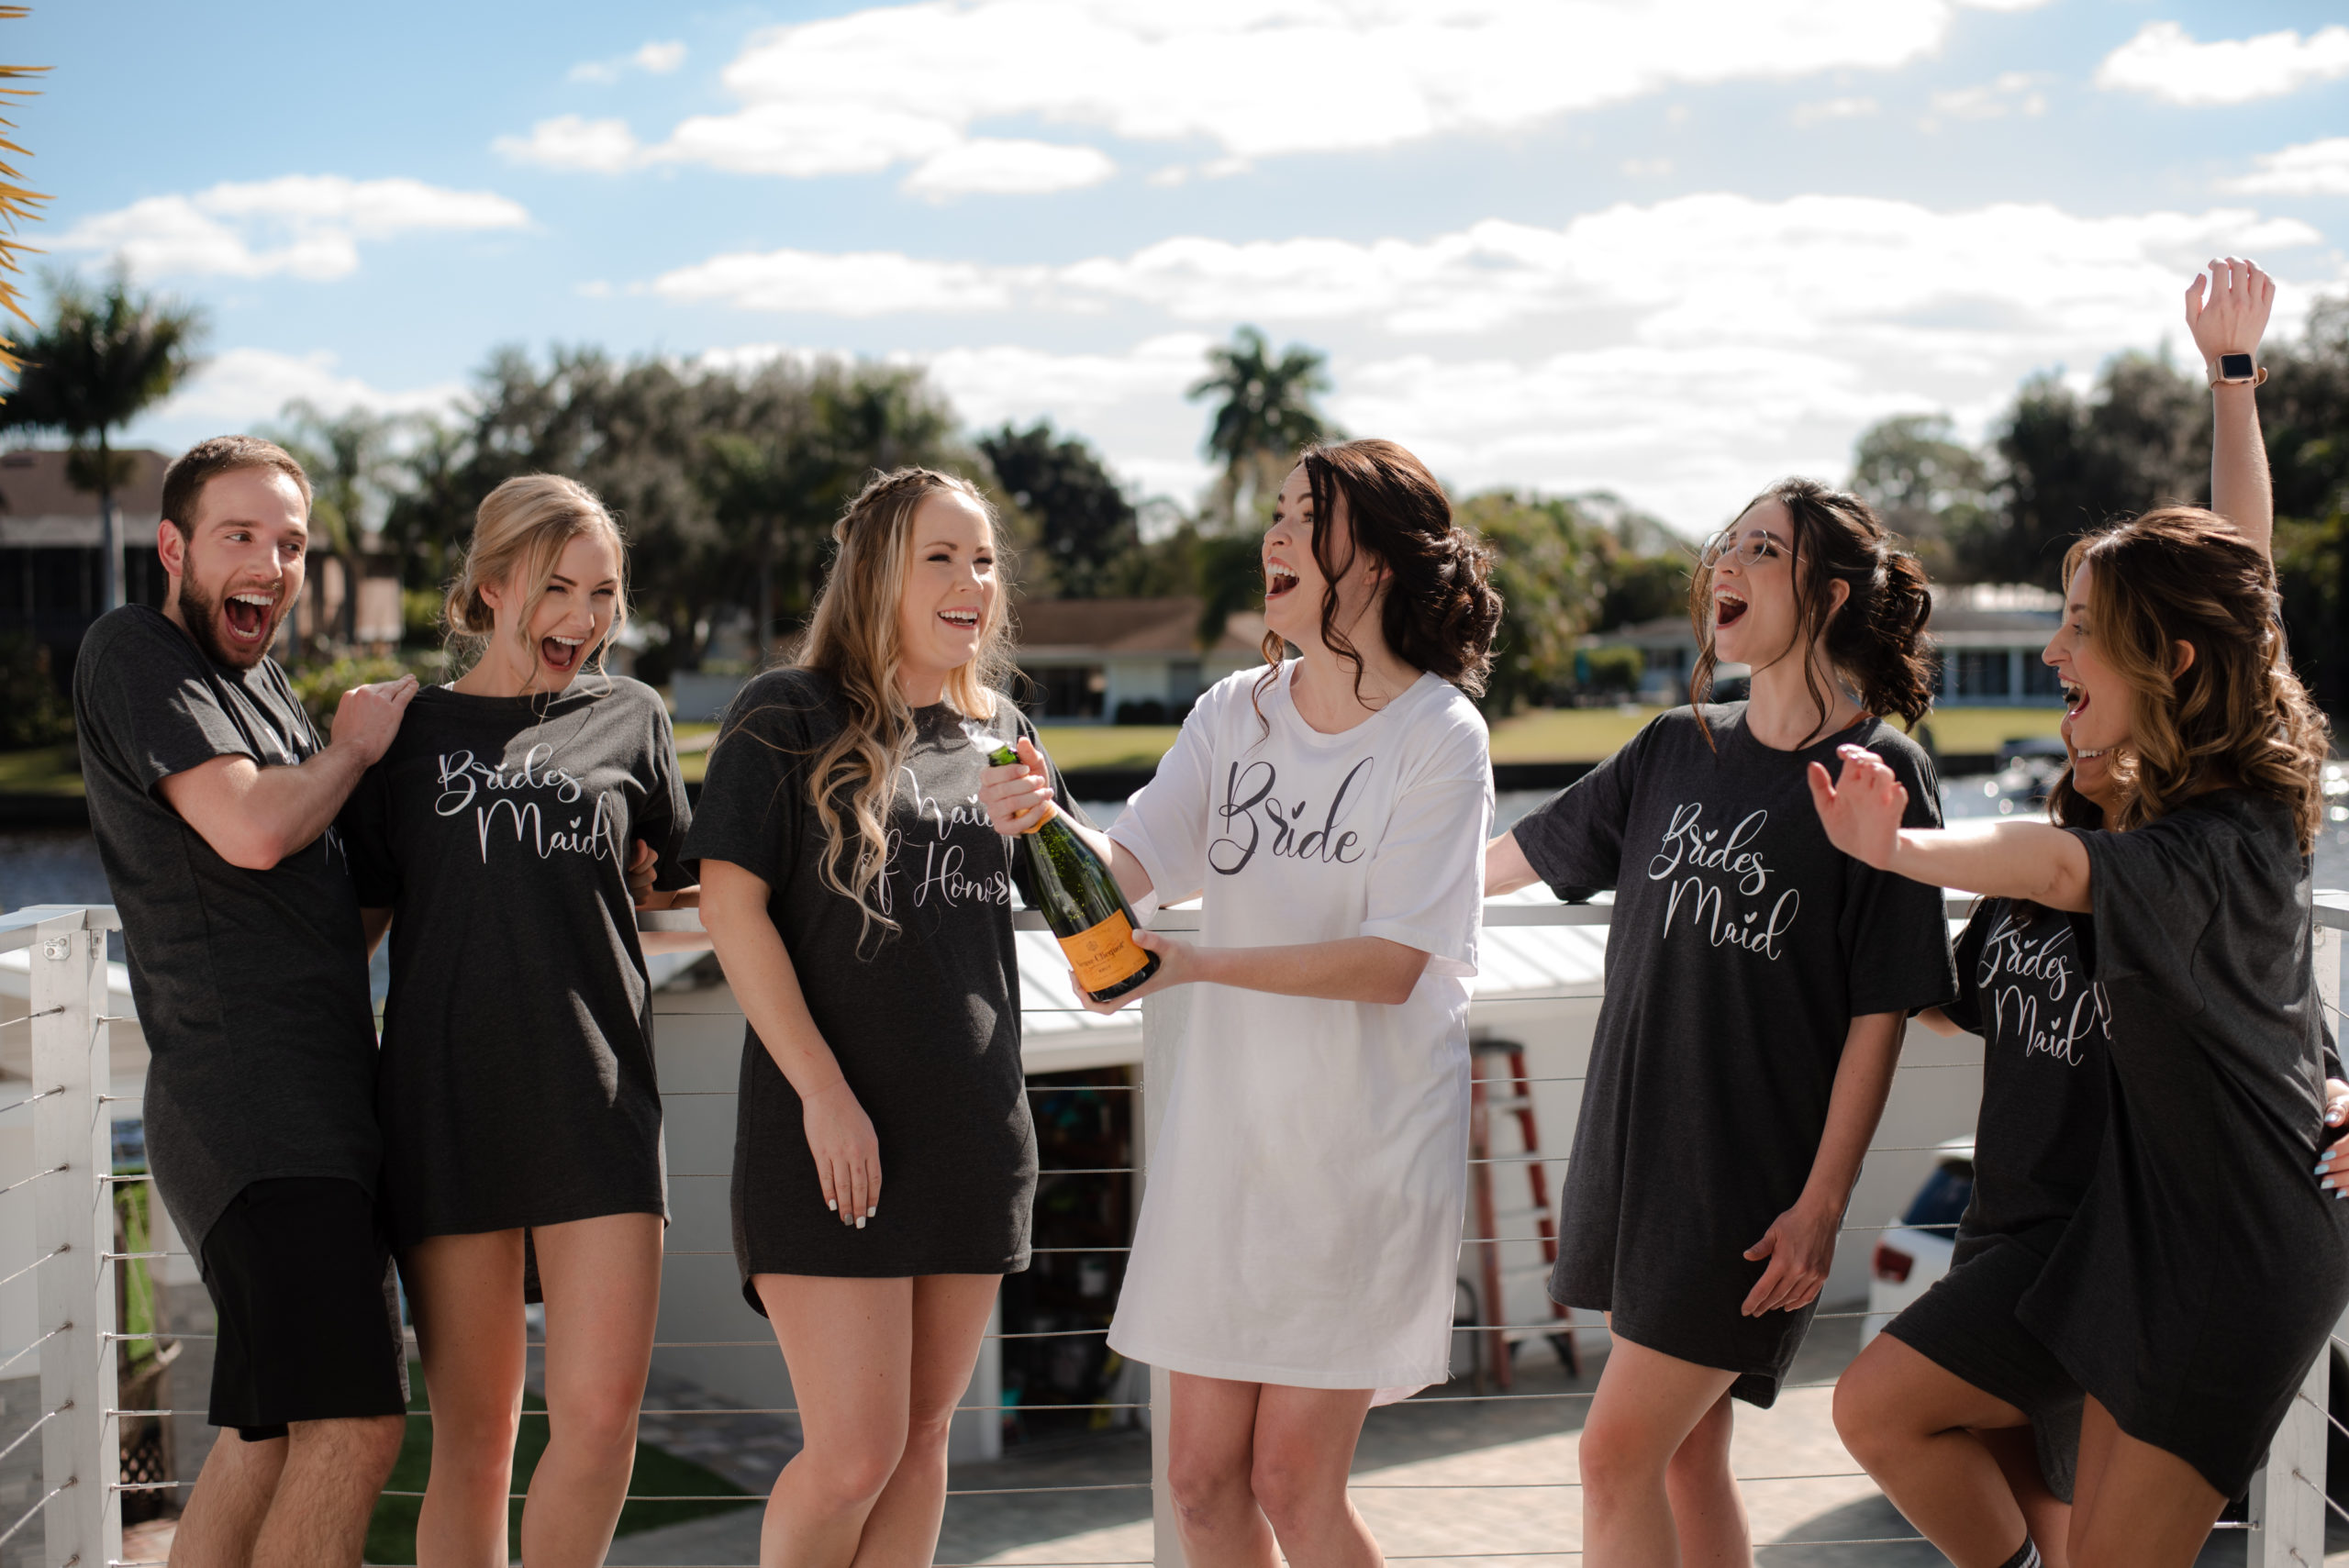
[1466,1039,1579,1389]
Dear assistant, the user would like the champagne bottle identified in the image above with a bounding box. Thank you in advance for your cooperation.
[979,733,1160,1002]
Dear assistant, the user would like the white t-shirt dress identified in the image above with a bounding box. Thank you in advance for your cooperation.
[1106,662,1493,1397]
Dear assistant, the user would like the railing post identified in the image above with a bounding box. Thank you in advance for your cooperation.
[29,909,119,1568]
[2248,907,2348,1565]
[1139,978,1189,1568]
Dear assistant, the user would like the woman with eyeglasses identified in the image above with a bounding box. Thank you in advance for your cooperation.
[1485,482,1954,1565]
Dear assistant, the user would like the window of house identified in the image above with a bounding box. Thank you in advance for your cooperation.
[1025,664,1106,720]
[1955,650,2011,698]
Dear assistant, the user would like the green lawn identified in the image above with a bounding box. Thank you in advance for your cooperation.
[640,702,2071,793]
[0,743,82,795]
[365,1366,755,1565]
[1911,706,2067,754]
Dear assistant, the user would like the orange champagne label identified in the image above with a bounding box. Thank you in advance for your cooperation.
[1058,908,1151,991]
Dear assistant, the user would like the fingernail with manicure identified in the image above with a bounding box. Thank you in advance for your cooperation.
[855,1216,866,1229]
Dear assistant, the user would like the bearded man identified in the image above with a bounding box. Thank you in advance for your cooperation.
[72,435,416,1568]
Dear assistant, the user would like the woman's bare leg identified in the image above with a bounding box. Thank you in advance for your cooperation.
[1831,1331,2036,1565]
[2065,1397,2223,1568]
[753,1274,914,1568]
[1166,1374,1280,1568]
[518,1214,663,1567]
[403,1230,529,1568]
[1578,1332,1742,1568]
[1980,1425,2071,1568]
[1664,1391,1749,1567]
[841,1273,1000,1566]
[1248,1384,1380,1568]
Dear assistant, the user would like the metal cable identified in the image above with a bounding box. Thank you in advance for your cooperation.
[0,1243,67,1291]
[0,1403,62,1470]
[0,1084,61,1116]
[0,1475,73,1552]
[0,1163,67,1198]
[0,1322,66,1379]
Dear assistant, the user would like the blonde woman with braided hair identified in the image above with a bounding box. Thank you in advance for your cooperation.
[341,473,700,1566]
[687,466,1076,1567]
[1810,261,2349,1568]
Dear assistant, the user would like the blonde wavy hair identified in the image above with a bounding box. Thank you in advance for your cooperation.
[445,473,630,678]
[786,467,1014,944]
[2060,506,2330,851]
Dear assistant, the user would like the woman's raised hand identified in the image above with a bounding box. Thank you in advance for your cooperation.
[2186,257,2276,373]
[1807,745,1907,870]
[802,1078,882,1228]
[978,736,1058,836]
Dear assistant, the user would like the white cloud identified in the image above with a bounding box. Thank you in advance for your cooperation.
[2225,137,2349,197]
[493,115,644,173]
[158,348,464,428]
[1927,71,2046,120]
[500,0,2005,187]
[2096,21,2349,106]
[656,196,2321,350]
[655,249,1044,315]
[660,194,2339,529]
[569,40,687,84]
[1792,96,1879,126]
[59,176,529,280]
[902,139,1118,199]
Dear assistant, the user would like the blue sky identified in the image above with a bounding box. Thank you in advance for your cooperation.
[22,0,2349,531]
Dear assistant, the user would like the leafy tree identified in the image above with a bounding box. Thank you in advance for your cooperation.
[1848,413,1992,582]
[270,401,406,651]
[2265,295,2349,715]
[1458,491,1608,714]
[1982,350,2206,586]
[0,264,206,609]
[1594,551,1691,632]
[1188,326,1335,528]
[977,421,1139,599]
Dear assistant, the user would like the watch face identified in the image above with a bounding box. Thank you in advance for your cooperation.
[2220,351,2255,381]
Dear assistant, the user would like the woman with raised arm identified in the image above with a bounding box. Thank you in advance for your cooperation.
[980,439,1500,1566]
[1480,480,1955,1565]
[342,474,701,1567]
[1827,260,2348,1568]
[1812,261,2349,1568]
[685,468,1077,1568]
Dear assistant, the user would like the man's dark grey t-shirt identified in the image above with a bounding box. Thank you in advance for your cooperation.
[71,606,382,1249]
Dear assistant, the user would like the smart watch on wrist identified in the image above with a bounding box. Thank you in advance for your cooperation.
[2211,351,2266,388]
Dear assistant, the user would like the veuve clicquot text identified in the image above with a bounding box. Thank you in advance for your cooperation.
[983,738,1161,1002]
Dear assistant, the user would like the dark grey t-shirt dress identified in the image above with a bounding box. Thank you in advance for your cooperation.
[682,669,1068,1306]
[1512,705,1955,1406]
[340,677,693,1246]
[2020,790,2349,1496]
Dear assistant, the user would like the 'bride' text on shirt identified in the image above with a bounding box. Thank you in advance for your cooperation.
[1211,758,1373,875]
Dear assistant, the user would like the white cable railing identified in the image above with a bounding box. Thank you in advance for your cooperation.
[1,894,2341,1568]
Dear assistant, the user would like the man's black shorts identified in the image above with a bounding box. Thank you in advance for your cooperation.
[198,1179,409,1440]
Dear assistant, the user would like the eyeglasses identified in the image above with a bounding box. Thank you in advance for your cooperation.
[1699,529,1796,570]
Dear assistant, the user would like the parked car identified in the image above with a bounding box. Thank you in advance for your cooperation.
[1859,1139,1973,1351]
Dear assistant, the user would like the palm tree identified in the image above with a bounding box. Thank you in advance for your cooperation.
[270,401,403,652]
[0,8,50,385]
[0,265,207,611]
[1187,326,1335,528]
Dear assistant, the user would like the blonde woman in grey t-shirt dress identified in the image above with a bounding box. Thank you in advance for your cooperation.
[342,476,702,1568]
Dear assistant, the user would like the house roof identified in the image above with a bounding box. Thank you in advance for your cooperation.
[1590,582,2060,651]
[1011,595,1269,657]
[0,448,168,520]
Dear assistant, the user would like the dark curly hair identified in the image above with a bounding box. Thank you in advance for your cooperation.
[1253,439,1503,720]
[1688,477,1935,746]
